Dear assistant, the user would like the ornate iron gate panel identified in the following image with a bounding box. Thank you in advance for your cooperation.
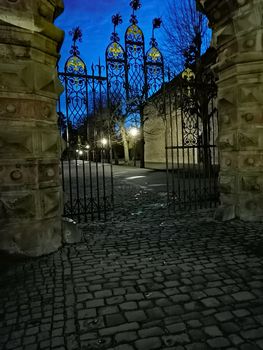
[164,69,220,211]
[58,28,114,222]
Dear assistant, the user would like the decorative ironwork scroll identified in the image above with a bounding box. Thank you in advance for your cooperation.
[125,0,146,105]
[181,68,199,146]
[146,18,164,96]
[106,2,165,121]
[63,27,88,129]
[59,28,108,132]
[106,14,126,115]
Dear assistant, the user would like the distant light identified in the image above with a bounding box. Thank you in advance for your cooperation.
[129,127,139,137]
[101,138,107,146]
[78,150,83,155]
[85,144,90,149]
[126,176,146,180]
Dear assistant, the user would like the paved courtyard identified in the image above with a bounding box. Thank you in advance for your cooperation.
[1,170,263,350]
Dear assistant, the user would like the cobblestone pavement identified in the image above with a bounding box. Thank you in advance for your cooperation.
[1,178,263,350]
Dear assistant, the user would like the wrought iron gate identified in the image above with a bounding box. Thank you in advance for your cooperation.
[164,68,220,211]
[57,5,220,219]
[58,28,114,222]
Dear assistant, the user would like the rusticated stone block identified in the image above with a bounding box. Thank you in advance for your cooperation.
[239,108,263,125]
[0,161,38,189]
[0,128,34,158]
[237,131,259,150]
[0,0,64,256]
[239,193,263,221]
[0,191,36,220]
[0,217,62,257]
[218,133,236,151]
[239,85,263,105]
[220,152,238,170]
[40,188,62,218]
[21,62,64,97]
[0,98,57,122]
[238,152,263,170]
[234,4,262,34]
[38,160,60,187]
[219,175,236,194]
[241,175,263,193]
[217,89,236,111]
[39,130,61,156]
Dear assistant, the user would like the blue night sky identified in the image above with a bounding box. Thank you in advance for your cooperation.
[56,0,168,73]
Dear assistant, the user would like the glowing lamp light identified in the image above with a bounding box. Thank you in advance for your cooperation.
[78,150,83,156]
[129,127,139,137]
[101,138,108,146]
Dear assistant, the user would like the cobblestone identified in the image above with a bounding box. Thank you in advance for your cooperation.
[135,337,162,350]
[1,176,263,349]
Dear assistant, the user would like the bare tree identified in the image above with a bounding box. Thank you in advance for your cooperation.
[162,0,210,73]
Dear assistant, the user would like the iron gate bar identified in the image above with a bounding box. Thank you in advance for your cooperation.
[175,104,182,208]
[101,148,107,220]
[58,72,107,81]
[166,145,217,149]
[168,87,176,212]
[88,154,94,221]
[95,151,100,220]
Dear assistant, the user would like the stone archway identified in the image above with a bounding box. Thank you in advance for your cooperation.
[0,0,64,256]
[198,0,263,221]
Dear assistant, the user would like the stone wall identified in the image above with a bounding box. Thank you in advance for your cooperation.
[199,0,263,221]
[144,104,166,167]
[0,0,65,256]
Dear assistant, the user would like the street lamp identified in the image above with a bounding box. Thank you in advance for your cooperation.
[129,127,139,138]
[129,127,139,166]
[76,149,83,162]
[101,138,108,147]
[85,144,91,161]
[100,138,108,164]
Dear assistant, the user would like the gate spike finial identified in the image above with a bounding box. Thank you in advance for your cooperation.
[111,13,122,42]
[130,0,142,12]
[96,57,105,76]
[69,26,83,56]
[129,0,142,25]
[150,18,162,47]
[91,63,95,76]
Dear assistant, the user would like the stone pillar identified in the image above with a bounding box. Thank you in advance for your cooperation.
[198,0,263,221]
[0,0,65,256]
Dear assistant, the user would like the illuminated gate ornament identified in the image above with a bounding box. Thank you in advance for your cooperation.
[148,47,161,62]
[108,42,124,59]
[66,56,85,72]
[106,0,164,116]
[125,0,145,103]
[60,27,107,129]
[146,18,164,95]
[126,25,143,42]
[182,68,196,81]
[65,27,86,76]
[106,14,126,113]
